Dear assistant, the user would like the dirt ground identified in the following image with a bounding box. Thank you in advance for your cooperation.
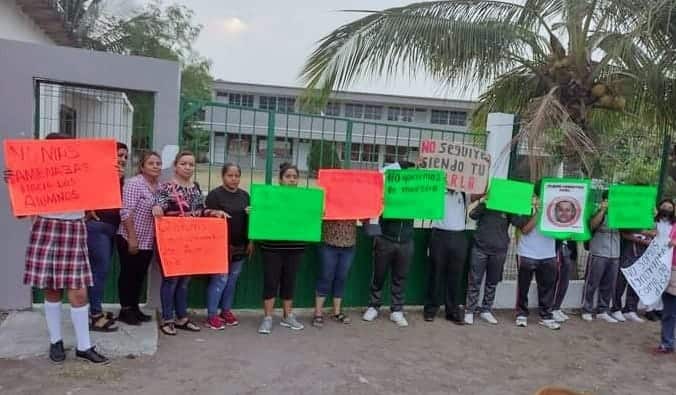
[1,309,675,395]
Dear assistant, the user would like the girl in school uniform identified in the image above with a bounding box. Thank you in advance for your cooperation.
[116,150,162,326]
[204,163,252,330]
[5,133,108,363]
[654,199,676,353]
[152,151,226,336]
[257,163,307,334]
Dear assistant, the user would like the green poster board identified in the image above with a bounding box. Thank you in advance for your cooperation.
[486,178,534,215]
[608,184,657,229]
[248,184,324,242]
[383,169,446,219]
[537,178,592,241]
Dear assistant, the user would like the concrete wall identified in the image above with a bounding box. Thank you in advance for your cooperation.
[0,38,180,309]
[0,0,54,45]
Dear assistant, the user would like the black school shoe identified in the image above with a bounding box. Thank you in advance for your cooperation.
[645,311,661,322]
[117,308,141,326]
[76,346,109,364]
[49,340,66,363]
[134,307,152,323]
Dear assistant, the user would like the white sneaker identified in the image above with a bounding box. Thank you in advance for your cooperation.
[479,312,498,325]
[624,312,645,323]
[389,311,409,327]
[463,313,474,325]
[362,307,378,322]
[552,310,568,323]
[559,310,570,320]
[597,312,618,323]
[539,319,561,330]
[581,313,593,322]
[515,316,528,327]
[611,311,626,322]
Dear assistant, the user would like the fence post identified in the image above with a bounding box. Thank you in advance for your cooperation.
[344,120,353,169]
[265,111,276,184]
[658,132,671,199]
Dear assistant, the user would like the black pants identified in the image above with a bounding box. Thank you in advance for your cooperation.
[116,235,153,309]
[369,236,414,312]
[424,229,468,317]
[553,244,575,310]
[516,256,557,320]
[612,254,640,313]
[262,250,304,300]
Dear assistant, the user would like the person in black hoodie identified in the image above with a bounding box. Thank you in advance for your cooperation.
[362,161,415,327]
[463,194,514,325]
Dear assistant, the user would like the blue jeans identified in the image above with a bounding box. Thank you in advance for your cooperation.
[206,258,245,317]
[160,276,190,322]
[661,293,676,350]
[86,221,116,315]
[316,244,355,298]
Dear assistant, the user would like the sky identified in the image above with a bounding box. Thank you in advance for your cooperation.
[123,0,480,100]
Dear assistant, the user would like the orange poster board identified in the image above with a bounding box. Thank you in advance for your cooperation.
[318,169,383,220]
[3,138,121,216]
[155,217,229,277]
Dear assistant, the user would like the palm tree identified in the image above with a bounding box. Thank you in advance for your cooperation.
[301,0,676,180]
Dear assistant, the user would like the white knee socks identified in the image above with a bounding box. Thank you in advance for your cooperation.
[44,300,62,344]
[70,304,92,352]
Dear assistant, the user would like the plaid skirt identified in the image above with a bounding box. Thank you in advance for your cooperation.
[24,217,93,289]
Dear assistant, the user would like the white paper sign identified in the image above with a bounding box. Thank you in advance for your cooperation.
[622,240,673,306]
[540,181,588,235]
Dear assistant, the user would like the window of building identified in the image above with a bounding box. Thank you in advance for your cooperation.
[215,90,228,98]
[259,96,277,110]
[226,134,252,155]
[325,102,341,116]
[430,110,467,126]
[257,137,292,158]
[364,105,383,120]
[361,143,379,162]
[387,107,414,122]
[59,105,76,137]
[277,97,296,113]
[384,146,409,163]
[229,93,254,107]
[345,103,364,119]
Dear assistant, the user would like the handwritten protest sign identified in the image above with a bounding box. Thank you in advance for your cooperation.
[3,139,120,216]
[538,178,591,240]
[318,169,383,220]
[155,217,228,277]
[248,184,324,242]
[622,240,673,306]
[418,139,490,194]
[486,178,534,215]
[383,169,446,219]
[608,184,657,229]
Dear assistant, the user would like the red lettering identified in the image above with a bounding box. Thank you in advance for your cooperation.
[420,140,436,154]
[449,174,458,188]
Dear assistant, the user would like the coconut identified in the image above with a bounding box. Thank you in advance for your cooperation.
[591,83,607,98]
[598,95,614,107]
[613,96,626,110]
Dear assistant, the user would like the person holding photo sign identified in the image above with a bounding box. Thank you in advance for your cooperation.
[464,194,514,325]
[512,186,561,330]
[152,151,227,336]
[3,133,108,364]
[581,191,621,323]
[257,163,307,334]
[610,230,651,323]
[116,150,162,326]
[204,163,252,330]
[363,161,416,328]
[645,199,676,322]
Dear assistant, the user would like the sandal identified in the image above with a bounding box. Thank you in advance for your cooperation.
[312,315,324,328]
[175,319,201,332]
[332,313,351,325]
[89,314,119,332]
[160,322,177,336]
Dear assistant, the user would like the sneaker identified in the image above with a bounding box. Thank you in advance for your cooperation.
[581,313,593,322]
[597,312,618,323]
[76,346,109,364]
[539,319,561,330]
[515,316,528,327]
[258,316,273,335]
[49,340,66,363]
[362,307,379,322]
[463,313,474,325]
[205,316,226,330]
[552,310,568,323]
[611,311,626,322]
[625,312,645,323]
[220,310,239,326]
[389,311,409,327]
[423,311,436,322]
[558,310,570,320]
[654,345,674,354]
[479,312,498,325]
[280,314,304,331]
[645,311,660,321]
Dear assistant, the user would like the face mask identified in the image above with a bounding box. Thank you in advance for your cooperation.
[658,209,674,219]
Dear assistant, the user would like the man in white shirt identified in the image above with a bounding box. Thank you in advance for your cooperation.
[423,189,468,324]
